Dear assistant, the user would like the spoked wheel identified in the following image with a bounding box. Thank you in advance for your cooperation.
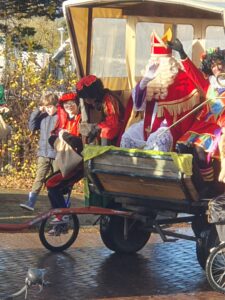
[39,214,79,252]
[100,215,151,254]
[206,242,225,294]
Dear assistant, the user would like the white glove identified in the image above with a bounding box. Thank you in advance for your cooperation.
[139,62,159,90]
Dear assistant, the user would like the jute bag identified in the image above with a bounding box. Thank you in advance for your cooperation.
[54,138,82,177]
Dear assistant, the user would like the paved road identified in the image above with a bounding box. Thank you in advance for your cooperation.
[0,226,224,300]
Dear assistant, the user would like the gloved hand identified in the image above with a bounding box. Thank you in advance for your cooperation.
[167,39,187,59]
[62,131,83,154]
[87,125,101,144]
[139,62,159,90]
[48,135,57,148]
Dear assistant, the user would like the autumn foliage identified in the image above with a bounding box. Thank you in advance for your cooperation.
[0,26,78,190]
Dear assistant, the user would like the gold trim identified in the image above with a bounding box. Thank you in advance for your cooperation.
[157,90,200,118]
[151,53,171,57]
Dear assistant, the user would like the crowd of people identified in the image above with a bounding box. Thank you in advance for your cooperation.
[12,28,225,230]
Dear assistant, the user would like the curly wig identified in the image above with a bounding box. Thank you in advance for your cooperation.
[200,47,225,76]
[76,75,106,103]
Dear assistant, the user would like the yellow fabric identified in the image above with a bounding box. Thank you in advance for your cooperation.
[93,7,122,18]
[70,7,132,90]
[83,145,193,176]
[70,8,88,75]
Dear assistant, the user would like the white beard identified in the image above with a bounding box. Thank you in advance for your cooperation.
[145,56,181,101]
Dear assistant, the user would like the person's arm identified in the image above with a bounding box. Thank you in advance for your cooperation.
[48,134,58,148]
[97,95,120,140]
[181,58,209,94]
[168,39,209,94]
[28,107,47,131]
[133,83,147,111]
[218,128,225,183]
[134,62,159,110]
[62,131,83,154]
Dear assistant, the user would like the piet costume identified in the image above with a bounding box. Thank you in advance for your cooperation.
[178,50,225,158]
[50,92,82,154]
[76,75,123,143]
[167,40,225,195]
[120,29,200,151]
[57,92,81,137]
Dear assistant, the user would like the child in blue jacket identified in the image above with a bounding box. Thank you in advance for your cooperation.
[20,93,59,211]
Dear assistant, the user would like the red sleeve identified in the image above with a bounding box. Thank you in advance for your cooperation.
[181,57,210,94]
[98,94,121,140]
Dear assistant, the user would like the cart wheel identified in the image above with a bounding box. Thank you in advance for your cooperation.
[196,225,219,269]
[99,215,116,251]
[206,242,225,294]
[39,214,79,252]
[100,215,150,254]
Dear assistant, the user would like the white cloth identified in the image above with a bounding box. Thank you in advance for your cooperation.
[120,119,173,152]
[209,75,223,89]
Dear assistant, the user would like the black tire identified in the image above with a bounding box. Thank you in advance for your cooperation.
[100,215,150,254]
[39,214,79,252]
[99,215,116,251]
[196,224,219,269]
[206,242,225,294]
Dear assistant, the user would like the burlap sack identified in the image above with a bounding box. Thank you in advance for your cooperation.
[54,138,82,177]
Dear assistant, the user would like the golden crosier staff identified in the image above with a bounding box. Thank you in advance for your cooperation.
[150,87,225,182]
[155,95,225,139]
[163,72,225,134]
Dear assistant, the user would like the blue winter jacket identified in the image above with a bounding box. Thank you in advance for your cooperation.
[29,108,58,158]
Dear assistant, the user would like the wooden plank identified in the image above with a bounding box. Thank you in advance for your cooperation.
[183,177,199,201]
[97,173,186,201]
[93,153,179,178]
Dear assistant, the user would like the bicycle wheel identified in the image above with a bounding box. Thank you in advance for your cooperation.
[206,242,225,294]
[39,214,79,252]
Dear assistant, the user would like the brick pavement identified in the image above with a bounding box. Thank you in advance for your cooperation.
[0,227,224,300]
[0,189,224,299]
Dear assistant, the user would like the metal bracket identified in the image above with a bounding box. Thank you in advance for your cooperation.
[154,223,178,242]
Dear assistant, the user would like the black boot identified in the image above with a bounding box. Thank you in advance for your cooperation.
[199,181,220,199]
